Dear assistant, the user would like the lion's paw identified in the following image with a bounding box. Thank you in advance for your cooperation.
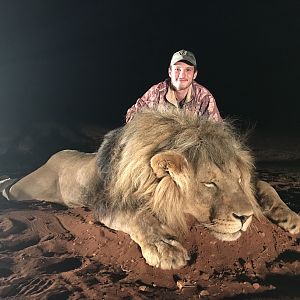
[278,212,300,235]
[141,238,190,270]
[267,207,300,235]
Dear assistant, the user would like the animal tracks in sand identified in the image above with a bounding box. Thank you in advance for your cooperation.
[0,217,27,238]
[0,209,69,252]
[0,208,79,298]
[0,204,134,299]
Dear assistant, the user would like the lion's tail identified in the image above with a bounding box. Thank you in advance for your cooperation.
[0,176,19,200]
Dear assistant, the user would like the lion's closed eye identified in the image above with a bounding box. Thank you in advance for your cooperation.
[203,182,217,188]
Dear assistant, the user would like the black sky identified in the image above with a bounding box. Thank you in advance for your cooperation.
[0,0,299,132]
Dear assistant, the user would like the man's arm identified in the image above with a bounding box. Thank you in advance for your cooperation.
[126,95,149,123]
[193,83,222,122]
[206,94,222,122]
[126,84,160,123]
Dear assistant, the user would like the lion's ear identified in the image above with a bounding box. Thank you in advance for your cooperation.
[150,151,189,179]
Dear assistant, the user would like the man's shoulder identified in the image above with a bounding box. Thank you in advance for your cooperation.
[148,79,169,92]
[139,80,169,102]
[192,81,213,96]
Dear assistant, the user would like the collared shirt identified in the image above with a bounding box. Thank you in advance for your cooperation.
[126,79,222,123]
[165,84,193,108]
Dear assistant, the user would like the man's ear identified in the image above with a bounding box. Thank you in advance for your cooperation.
[168,66,172,78]
[150,151,189,179]
[193,69,198,80]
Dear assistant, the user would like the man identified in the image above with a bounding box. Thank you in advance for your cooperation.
[126,49,221,123]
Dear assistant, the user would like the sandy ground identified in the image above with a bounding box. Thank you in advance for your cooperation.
[0,126,299,300]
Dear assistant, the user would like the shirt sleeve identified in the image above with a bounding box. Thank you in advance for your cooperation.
[125,85,159,123]
[206,94,222,122]
[194,85,222,122]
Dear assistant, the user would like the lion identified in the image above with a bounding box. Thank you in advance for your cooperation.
[1,110,299,269]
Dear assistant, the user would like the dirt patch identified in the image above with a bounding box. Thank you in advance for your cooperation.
[0,187,299,300]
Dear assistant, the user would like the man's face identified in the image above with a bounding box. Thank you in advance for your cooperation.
[168,61,197,91]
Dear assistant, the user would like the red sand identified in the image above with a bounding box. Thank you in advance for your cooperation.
[0,192,299,300]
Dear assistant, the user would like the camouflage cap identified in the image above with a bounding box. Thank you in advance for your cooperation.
[170,49,197,67]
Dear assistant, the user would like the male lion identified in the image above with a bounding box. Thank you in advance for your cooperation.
[1,110,299,269]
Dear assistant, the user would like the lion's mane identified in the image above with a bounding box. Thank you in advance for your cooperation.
[96,109,258,233]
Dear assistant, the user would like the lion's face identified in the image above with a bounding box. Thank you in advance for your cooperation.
[150,151,255,241]
[190,162,254,241]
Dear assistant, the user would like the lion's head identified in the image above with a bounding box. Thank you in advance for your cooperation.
[107,110,260,241]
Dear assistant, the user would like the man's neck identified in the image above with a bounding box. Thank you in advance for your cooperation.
[174,89,188,101]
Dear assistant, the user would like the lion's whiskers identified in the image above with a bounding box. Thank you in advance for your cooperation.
[202,222,218,229]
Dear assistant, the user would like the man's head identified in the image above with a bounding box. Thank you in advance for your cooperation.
[170,50,197,68]
[168,50,198,91]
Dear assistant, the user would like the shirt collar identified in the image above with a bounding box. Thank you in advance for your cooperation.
[165,83,193,107]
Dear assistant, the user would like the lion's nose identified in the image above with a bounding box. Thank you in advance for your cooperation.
[232,213,252,225]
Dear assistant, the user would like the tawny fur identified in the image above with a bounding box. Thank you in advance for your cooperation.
[107,109,260,233]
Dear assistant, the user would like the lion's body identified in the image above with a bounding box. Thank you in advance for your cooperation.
[4,110,300,269]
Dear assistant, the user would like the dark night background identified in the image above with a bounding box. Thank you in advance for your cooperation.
[0,0,299,144]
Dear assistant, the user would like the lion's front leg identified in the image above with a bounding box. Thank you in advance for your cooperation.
[99,211,190,269]
[132,222,190,270]
[256,180,300,234]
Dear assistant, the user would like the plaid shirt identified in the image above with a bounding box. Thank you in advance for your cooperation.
[126,79,222,123]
